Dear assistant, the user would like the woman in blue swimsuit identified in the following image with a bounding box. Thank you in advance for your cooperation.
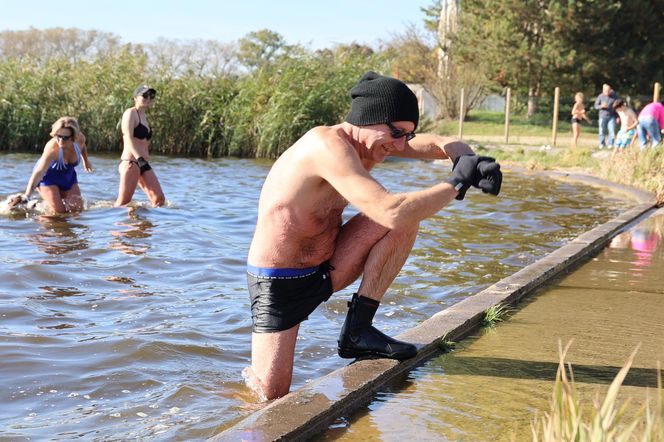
[15,117,93,213]
[115,85,165,207]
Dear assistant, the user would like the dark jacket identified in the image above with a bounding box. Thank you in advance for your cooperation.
[594,91,618,119]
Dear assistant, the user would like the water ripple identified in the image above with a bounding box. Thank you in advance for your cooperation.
[0,153,630,439]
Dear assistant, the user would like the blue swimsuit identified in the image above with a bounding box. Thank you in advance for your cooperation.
[38,144,82,191]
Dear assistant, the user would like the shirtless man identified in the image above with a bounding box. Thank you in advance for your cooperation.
[246,71,502,400]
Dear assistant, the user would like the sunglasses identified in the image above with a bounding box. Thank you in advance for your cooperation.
[55,134,73,141]
[386,122,416,141]
[142,92,156,99]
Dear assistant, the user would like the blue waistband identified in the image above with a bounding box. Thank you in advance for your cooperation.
[246,264,319,277]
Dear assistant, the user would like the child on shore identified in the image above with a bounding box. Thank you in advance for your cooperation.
[613,100,638,149]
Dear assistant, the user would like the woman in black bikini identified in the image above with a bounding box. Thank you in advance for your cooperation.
[115,85,165,207]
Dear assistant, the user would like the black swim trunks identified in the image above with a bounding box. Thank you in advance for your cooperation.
[247,261,334,333]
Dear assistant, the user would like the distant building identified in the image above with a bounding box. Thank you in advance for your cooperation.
[476,94,506,112]
[407,84,438,120]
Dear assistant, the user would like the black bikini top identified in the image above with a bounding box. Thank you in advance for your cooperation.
[133,109,152,140]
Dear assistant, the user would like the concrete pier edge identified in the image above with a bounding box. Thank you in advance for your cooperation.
[210,175,658,442]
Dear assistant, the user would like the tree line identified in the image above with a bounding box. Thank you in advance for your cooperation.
[425,0,663,118]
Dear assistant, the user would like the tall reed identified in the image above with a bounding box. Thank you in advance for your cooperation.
[532,341,663,441]
[0,47,382,158]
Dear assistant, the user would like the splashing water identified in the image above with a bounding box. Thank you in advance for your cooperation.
[241,367,269,403]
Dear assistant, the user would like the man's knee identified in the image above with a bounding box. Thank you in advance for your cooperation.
[363,217,419,242]
[391,222,420,243]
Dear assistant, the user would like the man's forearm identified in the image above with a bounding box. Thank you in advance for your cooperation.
[403,134,474,160]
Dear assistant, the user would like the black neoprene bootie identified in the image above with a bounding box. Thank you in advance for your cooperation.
[338,293,417,360]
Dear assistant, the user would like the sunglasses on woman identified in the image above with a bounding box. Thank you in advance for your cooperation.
[386,122,416,141]
[142,91,156,99]
[55,134,72,141]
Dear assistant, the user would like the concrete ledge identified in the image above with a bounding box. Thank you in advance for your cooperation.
[210,186,656,441]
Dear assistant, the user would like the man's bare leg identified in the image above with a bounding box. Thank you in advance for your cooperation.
[330,213,419,298]
[248,215,419,399]
[248,324,299,400]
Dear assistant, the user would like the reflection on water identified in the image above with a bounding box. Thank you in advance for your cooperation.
[109,207,155,255]
[28,215,90,257]
[609,214,662,275]
[0,153,633,440]
[327,211,664,442]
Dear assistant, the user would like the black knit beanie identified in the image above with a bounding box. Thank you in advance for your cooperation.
[345,71,419,130]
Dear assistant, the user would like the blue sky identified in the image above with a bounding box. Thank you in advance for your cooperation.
[0,0,433,49]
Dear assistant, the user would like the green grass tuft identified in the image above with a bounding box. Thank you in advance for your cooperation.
[437,333,457,352]
[482,303,511,327]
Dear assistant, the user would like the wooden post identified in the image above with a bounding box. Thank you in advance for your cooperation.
[504,87,511,144]
[654,82,661,103]
[458,88,465,138]
[551,87,560,147]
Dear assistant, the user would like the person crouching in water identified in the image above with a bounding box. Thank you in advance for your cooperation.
[11,117,93,213]
[115,85,165,207]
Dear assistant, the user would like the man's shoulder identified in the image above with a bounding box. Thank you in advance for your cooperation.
[301,125,354,152]
[307,124,343,138]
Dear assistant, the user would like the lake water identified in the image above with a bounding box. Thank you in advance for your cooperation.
[0,153,631,440]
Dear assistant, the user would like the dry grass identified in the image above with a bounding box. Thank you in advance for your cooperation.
[532,341,663,441]
[477,144,664,205]
[598,148,664,205]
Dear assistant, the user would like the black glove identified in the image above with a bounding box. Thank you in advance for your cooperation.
[445,154,502,200]
[137,157,152,174]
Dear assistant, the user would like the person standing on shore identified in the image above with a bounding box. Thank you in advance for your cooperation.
[9,117,93,213]
[594,83,619,149]
[570,92,592,148]
[244,71,502,400]
[115,85,165,207]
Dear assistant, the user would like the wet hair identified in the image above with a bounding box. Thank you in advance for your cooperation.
[49,116,79,139]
